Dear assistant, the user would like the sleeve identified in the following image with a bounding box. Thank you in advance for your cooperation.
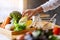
[41,0,60,12]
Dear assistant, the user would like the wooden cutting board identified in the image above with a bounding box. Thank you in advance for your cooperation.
[0,21,60,40]
[0,28,36,40]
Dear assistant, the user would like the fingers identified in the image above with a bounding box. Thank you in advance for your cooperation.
[22,10,25,16]
[22,9,36,19]
[22,11,27,16]
[28,12,36,19]
[28,13,33,19]
[22,10,30,17]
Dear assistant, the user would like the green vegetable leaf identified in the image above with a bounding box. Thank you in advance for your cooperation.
[14,22,26,31]
[49,35,58,40]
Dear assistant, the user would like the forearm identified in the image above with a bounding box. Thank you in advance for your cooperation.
[41,0,60,12]
[35,6,43,13]
[35,0,60,12]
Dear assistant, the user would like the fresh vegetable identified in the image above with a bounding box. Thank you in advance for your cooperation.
[9,11,26,31]
[14,22,26,31]
[19,16,32,29]
[10,11,22,23]
[32,30,41,38]
[53,27,60,35]
[19,16,28,23]
[5,24,14,30]
[1,16,11,28]
[49,35,58,40]
[14,16,28,31]
[16,29,59,40]
[26,20,32,28]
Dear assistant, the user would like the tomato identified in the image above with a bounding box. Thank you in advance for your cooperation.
[53,27,60,35]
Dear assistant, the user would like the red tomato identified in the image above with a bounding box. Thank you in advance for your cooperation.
[53,27,60,35]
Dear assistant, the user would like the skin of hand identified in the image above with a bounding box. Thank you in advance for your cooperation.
[22,6,43,19]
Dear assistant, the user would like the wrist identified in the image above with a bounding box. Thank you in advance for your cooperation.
[35,6,43,13]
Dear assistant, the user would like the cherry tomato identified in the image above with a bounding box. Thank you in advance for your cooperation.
[53,27,60,35]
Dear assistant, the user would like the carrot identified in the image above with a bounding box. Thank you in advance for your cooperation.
[1,16,11,28]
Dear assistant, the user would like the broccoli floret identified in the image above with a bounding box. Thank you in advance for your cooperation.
[10,11,22,23]
[10,11,27,31]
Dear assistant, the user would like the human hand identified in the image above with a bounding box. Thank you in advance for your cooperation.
[22,6,43,19]
[22,9,37,19]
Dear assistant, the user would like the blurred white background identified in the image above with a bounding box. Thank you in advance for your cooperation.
[0,0,23,22]
[0,34,10,40]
